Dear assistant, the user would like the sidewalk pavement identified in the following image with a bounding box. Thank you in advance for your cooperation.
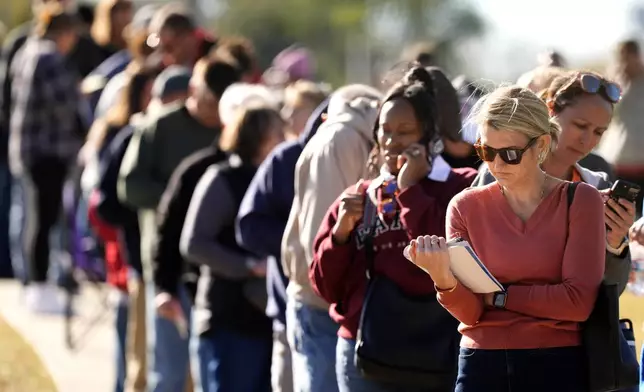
[0,279,115,392]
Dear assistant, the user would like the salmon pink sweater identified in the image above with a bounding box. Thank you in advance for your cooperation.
[438,182,605,350]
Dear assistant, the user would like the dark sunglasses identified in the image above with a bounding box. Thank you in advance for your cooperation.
[554,73,621,104]
[474,137,538,165]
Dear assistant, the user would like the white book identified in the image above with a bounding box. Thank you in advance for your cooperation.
[403,239,504,294]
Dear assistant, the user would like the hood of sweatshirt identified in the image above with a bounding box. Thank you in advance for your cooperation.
[322,85,382,144]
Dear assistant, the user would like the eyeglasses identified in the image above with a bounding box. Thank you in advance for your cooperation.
[554,73,621,105]
[474,137,538,165]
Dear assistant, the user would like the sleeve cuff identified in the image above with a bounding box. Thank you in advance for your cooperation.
[503,285,525,313]
[606,237,629,257]
[318,234,357,264]
[436,281,467,306]
[396,182,432,210]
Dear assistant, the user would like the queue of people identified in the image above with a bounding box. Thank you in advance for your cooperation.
[1,1,644,392]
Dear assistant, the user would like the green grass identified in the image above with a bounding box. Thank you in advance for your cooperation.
[0,314,57,392]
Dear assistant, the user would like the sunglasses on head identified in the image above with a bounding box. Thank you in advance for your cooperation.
[474,137,538,165]
[554,73,621,105]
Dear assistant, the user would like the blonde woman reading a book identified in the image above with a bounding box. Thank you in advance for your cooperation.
[407,86,606,392]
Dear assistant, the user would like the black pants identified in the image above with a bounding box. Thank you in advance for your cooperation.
[455,346,588,392]
[22,157,68,283]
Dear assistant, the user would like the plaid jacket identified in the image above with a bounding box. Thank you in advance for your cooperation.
[9,37,82,174]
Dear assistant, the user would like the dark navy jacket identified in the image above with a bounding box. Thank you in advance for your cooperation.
[85,50,132,114]
[236,99,329,329]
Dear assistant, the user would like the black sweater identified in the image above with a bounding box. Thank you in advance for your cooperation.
[152,145,227,299]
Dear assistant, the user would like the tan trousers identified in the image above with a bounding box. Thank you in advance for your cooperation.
[125,277,194,392]
[125,277,147,392]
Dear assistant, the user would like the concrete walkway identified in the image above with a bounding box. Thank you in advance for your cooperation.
[0,279,115,392]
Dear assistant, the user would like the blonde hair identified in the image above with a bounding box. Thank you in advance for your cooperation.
[472,86,560,158]
[284,80,330,108]
[219,105,285,162]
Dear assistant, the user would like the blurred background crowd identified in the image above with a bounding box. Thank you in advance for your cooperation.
[2,0,644,392]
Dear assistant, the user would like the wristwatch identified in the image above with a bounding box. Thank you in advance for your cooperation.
[492,291,507,309]
[606,237,629,258]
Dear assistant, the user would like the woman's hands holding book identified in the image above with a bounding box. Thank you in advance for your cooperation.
[408,235,457,290]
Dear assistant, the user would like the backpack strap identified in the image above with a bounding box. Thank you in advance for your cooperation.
[567,182,579,209]
[362,187,379,280]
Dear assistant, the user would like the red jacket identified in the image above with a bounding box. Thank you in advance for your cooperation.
[88,190,128,292]
[309,169,476,339]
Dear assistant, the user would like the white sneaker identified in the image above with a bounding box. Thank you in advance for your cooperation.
[24,283,67,315]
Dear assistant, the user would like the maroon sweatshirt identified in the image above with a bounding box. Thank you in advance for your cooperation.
[309,168,477,339]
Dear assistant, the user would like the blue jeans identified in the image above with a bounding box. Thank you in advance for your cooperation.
[146,282,192,392]
[455,346,588,392]
[114,294,128,392]
[640,344,644,392]
[286,299,339,392]
[336,337,433,392]
[197,328,272,392]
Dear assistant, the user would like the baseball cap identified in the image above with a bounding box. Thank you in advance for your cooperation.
[263,45,315,86]
[151,65,192,100]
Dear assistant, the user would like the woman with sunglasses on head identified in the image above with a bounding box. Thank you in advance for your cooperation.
[473,72,634,296]
[309,65,477,392]
[408,86,606,391]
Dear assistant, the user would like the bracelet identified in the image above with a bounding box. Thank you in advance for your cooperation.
[606,237,629,257]
[435,282,458,293]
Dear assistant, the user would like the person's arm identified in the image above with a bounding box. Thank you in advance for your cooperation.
[280,193,300,281]
[117,123,167,209]
[300,131,367,266]
[435,197,485,326]
[504,184,606,321]
[152,164,190,297]
[96,130,135,226]
[309,192,358,305]
[236,153,288,258]
[396,180,450,239]
[596,175,631,295]
[0,30,28,130]
[604,250,631,296]
[95,73,126,119]
[180,166,255,279]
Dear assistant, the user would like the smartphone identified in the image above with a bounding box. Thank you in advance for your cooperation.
[610,180,641,203]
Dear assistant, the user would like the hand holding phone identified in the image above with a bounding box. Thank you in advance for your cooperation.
[609,180,641,204]
[397,143,431,190]
[604,180,639,248]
